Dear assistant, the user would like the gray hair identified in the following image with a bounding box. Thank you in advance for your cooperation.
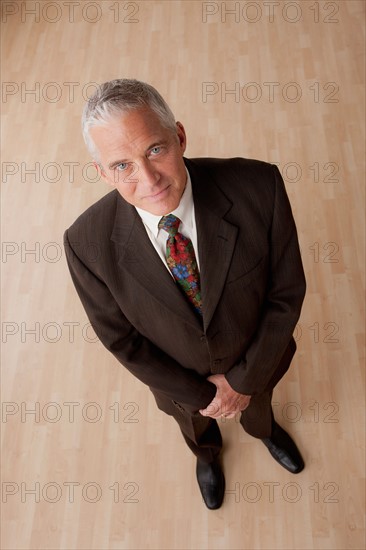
[82,79,177,160]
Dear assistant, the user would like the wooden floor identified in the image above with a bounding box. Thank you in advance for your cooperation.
[1,1,365,549]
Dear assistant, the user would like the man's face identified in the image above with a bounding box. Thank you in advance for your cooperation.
[90,107,187,215]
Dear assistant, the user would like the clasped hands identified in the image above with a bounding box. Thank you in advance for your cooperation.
[199,374,251,419]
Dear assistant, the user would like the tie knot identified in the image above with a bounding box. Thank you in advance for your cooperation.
[158,214,181,237]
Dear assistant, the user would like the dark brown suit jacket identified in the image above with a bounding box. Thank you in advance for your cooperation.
[64,157,306,414]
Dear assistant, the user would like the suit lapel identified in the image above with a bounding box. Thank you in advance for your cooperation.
[187,159,238,330]
[110,195,202,331]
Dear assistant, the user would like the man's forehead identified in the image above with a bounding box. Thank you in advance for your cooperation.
[90,109,171,151]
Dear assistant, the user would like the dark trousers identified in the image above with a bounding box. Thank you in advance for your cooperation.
[153,390,274,463]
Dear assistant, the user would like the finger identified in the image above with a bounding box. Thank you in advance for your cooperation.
[204,402,221,417]
[199,408,221,418]
[206,374,220,386]
[201,409,223,419]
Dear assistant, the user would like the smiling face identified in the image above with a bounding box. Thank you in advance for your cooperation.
[90,107,188,215]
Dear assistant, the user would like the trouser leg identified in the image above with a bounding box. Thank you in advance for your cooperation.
[152,392,222,463]
[179,418,222,463]
[240,390,274,439]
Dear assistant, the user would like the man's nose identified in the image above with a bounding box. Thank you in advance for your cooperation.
[138,159,160,188]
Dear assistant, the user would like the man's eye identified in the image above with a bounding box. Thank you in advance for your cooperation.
[150,147,161,155]
[116,163,128,171]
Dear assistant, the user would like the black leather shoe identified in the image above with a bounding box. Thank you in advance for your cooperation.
[196,458,225,509]
[262,422,305,474]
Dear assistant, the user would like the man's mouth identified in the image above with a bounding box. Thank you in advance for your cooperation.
[146,185,170,200]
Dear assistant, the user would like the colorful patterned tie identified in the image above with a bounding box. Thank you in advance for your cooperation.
[158,214,202,316]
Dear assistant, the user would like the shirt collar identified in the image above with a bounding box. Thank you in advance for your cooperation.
[136,167,194,238]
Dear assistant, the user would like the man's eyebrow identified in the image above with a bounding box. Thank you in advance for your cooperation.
[108,140,169,170]
[108,158,129,170]
[148,140,167,150]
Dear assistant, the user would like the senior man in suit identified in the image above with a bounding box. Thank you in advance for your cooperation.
[64,79,306,510]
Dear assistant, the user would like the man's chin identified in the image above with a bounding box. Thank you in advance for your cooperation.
[142,196,181,216]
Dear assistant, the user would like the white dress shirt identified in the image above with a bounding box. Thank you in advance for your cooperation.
[135,168,200,276]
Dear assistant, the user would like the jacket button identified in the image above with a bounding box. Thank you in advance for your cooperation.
[200,336,207,343]
[213,359,222,366]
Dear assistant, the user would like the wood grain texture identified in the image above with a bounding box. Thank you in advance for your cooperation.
[1,1,365,549]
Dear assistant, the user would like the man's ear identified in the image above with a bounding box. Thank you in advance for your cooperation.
[176,121,187,154]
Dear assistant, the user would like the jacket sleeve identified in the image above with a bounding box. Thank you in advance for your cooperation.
[225,165,306,395]
[64,230,216,413]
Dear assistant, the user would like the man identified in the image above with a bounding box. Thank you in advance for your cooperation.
[64,79,306,510]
